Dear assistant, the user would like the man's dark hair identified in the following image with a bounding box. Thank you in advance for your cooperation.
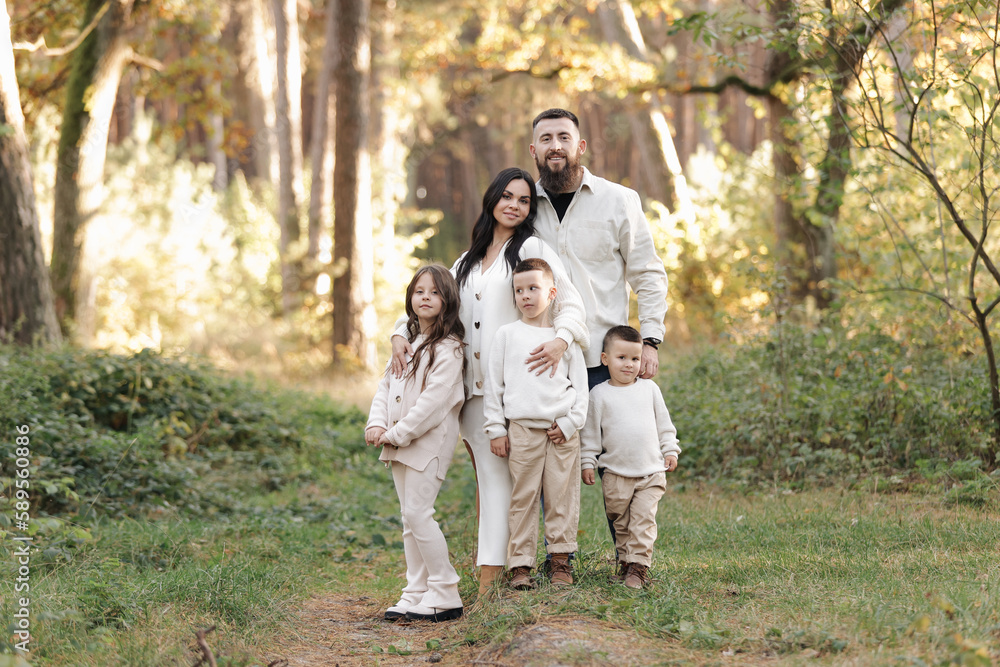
[513,257,554,280]
[532,108,580,130]
[603,325,642,351]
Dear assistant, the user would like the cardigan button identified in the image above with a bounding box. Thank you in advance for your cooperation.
[476,381,483,389]
[474,321,480,329]
[475,293,482,300]
[474,352,480,359]
[395,396,401,403]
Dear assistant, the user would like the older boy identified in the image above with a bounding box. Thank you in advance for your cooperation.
[581,325,680,589]
[483,258,588,588]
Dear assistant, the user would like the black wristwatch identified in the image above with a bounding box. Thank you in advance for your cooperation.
[643,337,661,350]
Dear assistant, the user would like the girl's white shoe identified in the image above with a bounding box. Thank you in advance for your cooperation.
[404,604,463,622]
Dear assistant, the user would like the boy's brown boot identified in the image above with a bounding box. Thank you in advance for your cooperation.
[623,563,649,589]
[610,560,627,582]
[478,565,503,596]
[509,566,536,590]
[549,554,573,586]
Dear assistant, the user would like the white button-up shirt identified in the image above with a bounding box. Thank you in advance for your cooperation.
[534,167,668,367]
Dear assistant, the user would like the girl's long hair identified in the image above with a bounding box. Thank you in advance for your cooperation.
[403,264,465,389]
[454,167,538,288]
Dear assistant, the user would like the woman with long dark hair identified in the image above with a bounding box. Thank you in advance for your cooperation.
[391,167,588,596]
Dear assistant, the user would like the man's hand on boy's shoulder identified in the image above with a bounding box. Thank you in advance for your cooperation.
[665,455,678,472]
[581,468,595,485]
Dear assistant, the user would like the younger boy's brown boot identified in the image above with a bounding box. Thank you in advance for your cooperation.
[549,554,573,586]
[478,565,503,596]
[623,563,649,589]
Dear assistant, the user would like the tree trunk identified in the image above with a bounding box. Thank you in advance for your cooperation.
[306,0,337,268]
[598,0,692,219]
[805,47,854,310]
[273,0,303,315]
[332,0,376,369]
[50,0,135,342]
[973,309,1000,464]
[0,0,61,345]
[370,0,404,262]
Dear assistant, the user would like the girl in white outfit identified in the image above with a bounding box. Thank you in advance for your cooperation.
[392,168,589,595]
[367,265,466,622]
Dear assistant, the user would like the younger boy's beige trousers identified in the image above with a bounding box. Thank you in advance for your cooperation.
[602,470,666,567]
[506,421,581,568]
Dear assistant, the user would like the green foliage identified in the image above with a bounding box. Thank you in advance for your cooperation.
[660,319,990,485]
[0,344,366,537]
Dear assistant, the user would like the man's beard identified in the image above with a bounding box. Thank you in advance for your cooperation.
[535,150,583,193]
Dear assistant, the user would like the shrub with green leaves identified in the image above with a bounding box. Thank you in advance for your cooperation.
[0,345,366,550]
[661,321,990,485]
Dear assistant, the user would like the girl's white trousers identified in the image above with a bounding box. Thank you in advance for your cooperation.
[391,459,462,609]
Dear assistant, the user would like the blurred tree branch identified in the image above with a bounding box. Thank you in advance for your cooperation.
[13,1,109,56]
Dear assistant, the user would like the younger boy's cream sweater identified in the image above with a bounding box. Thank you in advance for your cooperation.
[580,379,680,477]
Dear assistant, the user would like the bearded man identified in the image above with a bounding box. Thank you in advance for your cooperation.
[527,108,669,390]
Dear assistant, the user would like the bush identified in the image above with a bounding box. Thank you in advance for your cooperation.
[0,345,366,529]
[661,321,990,485]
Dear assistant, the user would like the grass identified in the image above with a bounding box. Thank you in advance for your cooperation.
[4,451,1000,665]
[446,481,1000,665]
[2,342,998,665]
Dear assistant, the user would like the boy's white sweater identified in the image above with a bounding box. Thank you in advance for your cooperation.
[580,379,681,477]
[483,320,588,440]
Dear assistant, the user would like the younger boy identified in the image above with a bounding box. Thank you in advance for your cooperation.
[483,258,588,589]
[581,325,680,589]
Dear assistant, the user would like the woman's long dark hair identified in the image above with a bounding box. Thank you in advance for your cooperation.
[454,167,538,288]
[403,264,466,389]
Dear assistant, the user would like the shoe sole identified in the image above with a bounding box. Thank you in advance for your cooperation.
[405,607,463,622]
[384,610,406,621]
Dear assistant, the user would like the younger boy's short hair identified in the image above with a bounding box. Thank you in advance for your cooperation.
[513,257,554,280]
[603,325,642,351]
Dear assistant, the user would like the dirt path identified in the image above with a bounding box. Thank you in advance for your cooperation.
[270,595,694,666]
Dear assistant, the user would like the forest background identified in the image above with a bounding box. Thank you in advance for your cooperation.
[1,0,1000,664]
[5,0,1000,468]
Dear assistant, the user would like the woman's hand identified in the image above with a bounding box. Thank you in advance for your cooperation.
[526,338,568,377]
[390,334,413,378]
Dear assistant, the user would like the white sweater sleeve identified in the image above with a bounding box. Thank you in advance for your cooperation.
[524,237,590,351]
[619,189,668,342]
[579,389,603,470]
[366,364,391,430]
[482,329,509,439]
[553,346,589,441]
[652,383,681,458]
